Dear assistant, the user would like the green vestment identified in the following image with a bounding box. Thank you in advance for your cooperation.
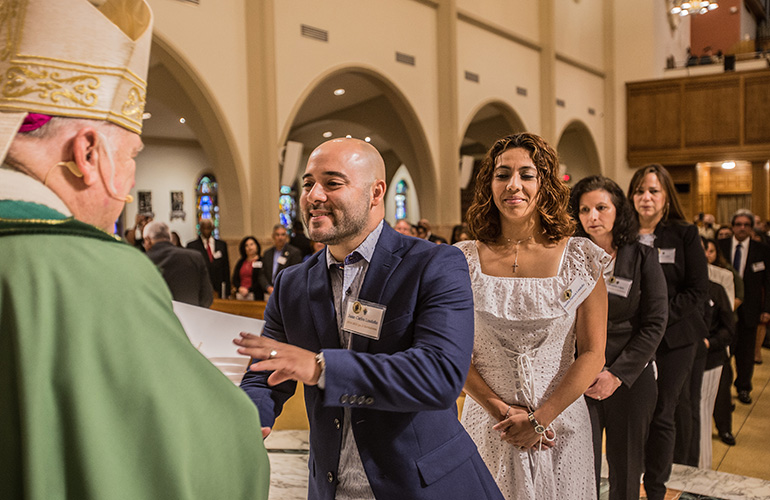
[0,175,270,499]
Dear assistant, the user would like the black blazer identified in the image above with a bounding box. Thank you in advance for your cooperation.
[651,220,710,349]
[606,242,668,387]
[146,241,214,307]
[232,257,266,299]
[718,237,770,327]
[186,237,231,297]
[705,280,735,370]
[258,244,303,291]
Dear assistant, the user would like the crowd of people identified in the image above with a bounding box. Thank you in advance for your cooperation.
[130,134,770,499]
[4,1,770,500]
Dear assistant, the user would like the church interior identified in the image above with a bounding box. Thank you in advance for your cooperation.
[128,1,770,497]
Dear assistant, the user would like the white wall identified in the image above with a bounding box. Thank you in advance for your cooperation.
[273,0,440,166]
[127,141,210,244]
[456,0,540,43]
[554,0,605,71]
[457,19,540,135]
[147,0,250,193]
[741,4,757,42]
[554,60,605,173]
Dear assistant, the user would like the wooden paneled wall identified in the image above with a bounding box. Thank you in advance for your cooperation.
[627,69,770,167]
[627,69,770,220]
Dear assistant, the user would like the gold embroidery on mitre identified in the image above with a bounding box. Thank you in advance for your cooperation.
[0,0,25,62]
[3,66,99,107]
[121,86,145,120]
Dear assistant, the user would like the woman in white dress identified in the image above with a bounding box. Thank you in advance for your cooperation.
[457,133,608,500]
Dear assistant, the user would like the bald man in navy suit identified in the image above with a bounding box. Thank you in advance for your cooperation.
[237,138,502,500]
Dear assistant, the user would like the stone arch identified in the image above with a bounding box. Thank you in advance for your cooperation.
[458,100,527,219]
[144,33,247,238]
[556,120,601,186]
[278,65,437,221]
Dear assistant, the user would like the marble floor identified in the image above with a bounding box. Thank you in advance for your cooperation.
[264,430,770,500]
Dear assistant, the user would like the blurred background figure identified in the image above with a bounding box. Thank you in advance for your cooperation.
[451,224,471,245]
[144,221,213,307]
[699,237,737,463]
[232,236,265,300]
[393,219,412,236]
[259,223,302,295]
[717,226,733,240]
[186,218,230,298]
[290,217,313,259]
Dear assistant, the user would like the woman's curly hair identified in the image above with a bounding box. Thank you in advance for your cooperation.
[466,133,574,244]
[568,175,639,248]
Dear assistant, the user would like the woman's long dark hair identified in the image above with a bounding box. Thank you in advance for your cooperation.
[702,237,730,270]
[466,133,574,243]
[569,175,639,248]
[627,164,686,222]
[238,236,261,260]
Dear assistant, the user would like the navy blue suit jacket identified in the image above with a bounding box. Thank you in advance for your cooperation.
[240,224,502,500]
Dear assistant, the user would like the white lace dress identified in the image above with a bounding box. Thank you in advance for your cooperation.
[456,238,609,500]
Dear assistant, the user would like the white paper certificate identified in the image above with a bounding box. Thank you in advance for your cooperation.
[172,301,265,384]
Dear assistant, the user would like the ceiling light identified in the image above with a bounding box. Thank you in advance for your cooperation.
[364,136,371,142]
[142,112,152,120]
[722,161,736,169]
[322,131,332,138]
[345,134,352,138]
[670,0,718,16]
[334,88,345,96]
[179,117,186,124]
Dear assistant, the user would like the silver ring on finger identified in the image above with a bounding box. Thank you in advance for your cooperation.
[269,349,278,359]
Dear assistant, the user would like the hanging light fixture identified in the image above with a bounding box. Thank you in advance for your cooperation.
[670,0,718,16]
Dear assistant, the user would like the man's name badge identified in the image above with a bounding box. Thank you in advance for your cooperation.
[658,248,676,264]
[607,276,633,298]
[558,276,590,315]
[343,298,387,340]
[277,256,287,265]
[752,261,766,272]
[213,250,223,259]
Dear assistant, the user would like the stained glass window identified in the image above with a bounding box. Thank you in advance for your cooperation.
[395,179,408,221]
[279,184,296,232]
[196,174,220,239]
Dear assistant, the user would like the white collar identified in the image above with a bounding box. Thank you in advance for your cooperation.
[0,165,72,216]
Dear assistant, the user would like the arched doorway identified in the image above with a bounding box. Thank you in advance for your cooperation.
[556,120,601,187]
[459,101,526,222]
[278,67,436,228]
[127,34,246,245]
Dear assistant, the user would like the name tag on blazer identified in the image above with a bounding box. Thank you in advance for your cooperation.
[752,261,766,272]
[658,248,676,264]
[277,256,287,265]
[607,276,633,298]
[343,298,387,340]
[252,260,263,269]
[213,250,223,259]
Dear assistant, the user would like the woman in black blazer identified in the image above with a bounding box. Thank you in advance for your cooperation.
[232,236,265,300]
[627,164,710,500]
[570,176,668,500]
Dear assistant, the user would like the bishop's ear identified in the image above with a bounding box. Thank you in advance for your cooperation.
[70,127,101,186]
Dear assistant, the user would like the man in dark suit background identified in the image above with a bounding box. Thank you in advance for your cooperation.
[144,221,213,307]
[719,209,770,404]
[186,218,230,298]
[236,138,503,500]
[258,224,302,295]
